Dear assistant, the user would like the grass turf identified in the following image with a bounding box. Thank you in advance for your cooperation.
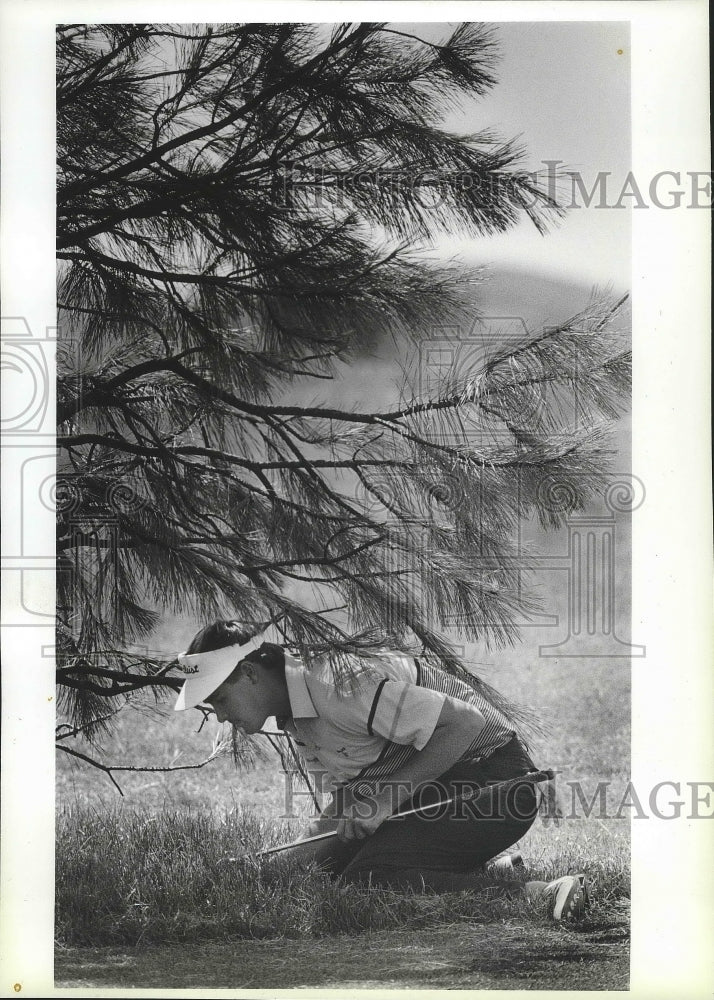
[56,916,630,991]
[56,792,629,948]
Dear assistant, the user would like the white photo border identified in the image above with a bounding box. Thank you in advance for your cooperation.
[1,2,711,996]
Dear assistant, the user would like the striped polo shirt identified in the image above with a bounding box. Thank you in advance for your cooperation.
[282,649,516,793]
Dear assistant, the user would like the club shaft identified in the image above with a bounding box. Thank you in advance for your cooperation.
[250,768,553,860]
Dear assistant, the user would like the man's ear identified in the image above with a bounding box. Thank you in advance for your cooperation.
[240,660,258,684]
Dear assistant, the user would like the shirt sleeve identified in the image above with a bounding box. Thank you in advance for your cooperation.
[366,678,446,749]
[324,672,444,751]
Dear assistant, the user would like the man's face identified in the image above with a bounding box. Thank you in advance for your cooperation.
[205,661,270,735]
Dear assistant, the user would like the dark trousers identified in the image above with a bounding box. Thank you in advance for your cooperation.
[310,735,539,890]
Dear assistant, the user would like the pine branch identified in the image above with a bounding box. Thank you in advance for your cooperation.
[58,24,378,206]
[56,738,233,796]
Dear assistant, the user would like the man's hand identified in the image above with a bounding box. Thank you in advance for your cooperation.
[335,697,486,842]
[303,814,340,838]
[301,788,393,842]
[336,789,394,842]
[303,696,486,844]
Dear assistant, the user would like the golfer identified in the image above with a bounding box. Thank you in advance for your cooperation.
[174,620,589,921]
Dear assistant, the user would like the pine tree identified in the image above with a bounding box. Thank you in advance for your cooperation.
[56,23,630,750]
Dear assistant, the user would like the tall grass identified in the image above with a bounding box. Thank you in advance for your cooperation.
[56,804,630,947]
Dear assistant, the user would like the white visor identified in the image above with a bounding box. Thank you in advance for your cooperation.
[174,633,265,711]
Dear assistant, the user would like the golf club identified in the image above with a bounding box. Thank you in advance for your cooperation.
[231,768,555,863]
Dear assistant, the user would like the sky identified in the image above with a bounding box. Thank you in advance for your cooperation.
[298,21,633,390]
[405,21,631,291]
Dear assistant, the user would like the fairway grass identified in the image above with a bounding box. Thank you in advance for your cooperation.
[56,781,630,994]
[57,790,630,946]
[56,914,630,990]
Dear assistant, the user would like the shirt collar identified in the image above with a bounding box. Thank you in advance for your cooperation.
[283,653,319,720]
